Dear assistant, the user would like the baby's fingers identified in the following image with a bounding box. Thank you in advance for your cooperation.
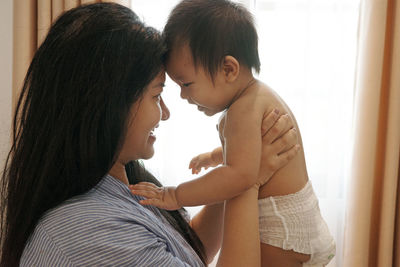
[190,162,201,175]
[139,198,178,211]
[139,198,166,208]
[131,182,158,189]
[130,188,161,200]
[189,160,195,170]
[129,183,164,199]
[189,156,199,169]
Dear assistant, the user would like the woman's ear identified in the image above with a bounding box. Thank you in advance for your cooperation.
[222,55,240,82]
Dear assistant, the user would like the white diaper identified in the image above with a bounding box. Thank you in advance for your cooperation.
[258,181,335,266]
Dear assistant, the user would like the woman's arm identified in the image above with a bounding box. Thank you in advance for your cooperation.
[217,124,299,267]
[217,186,261,266]
[189,203,225,264]
[188,111,299,265]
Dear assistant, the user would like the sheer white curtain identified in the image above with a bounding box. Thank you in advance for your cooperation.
[131,1,360,266]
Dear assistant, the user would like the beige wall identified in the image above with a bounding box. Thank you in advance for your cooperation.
[0,0,13,168]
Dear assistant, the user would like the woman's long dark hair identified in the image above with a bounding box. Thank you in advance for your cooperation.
[0,3,205,266]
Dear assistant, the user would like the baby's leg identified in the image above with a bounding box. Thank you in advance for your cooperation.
[260,243,310,267]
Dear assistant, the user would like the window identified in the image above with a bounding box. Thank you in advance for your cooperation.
[131,1,360,266]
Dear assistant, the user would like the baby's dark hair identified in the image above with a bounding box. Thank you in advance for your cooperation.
[164,0,260,80]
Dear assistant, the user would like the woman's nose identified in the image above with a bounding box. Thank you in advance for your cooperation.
[160,98,170,120]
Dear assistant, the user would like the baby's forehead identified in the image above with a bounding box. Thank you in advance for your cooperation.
[166,48,195,73]
[167,43,193,63]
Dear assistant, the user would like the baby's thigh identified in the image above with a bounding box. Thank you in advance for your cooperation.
[260,242,310,267]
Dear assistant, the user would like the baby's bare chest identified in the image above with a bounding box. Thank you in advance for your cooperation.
[216,111,227,146]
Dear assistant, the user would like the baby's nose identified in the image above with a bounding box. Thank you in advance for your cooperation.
[180,88,188,100]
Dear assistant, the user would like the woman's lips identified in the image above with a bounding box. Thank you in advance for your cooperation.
[149,129,157,143]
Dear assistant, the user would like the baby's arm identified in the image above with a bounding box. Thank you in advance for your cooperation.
[130,97,266,209]
[189,147,223,174]
[174,96,265,207]
[130,110,299,210]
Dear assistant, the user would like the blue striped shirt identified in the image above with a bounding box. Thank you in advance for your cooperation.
[20,175,204,266]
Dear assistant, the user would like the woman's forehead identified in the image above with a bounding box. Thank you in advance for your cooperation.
[147,71,165,90]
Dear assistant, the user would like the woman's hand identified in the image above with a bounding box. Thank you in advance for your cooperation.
[255,110,300,189]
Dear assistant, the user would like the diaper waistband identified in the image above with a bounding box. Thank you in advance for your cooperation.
[258,180,318,215]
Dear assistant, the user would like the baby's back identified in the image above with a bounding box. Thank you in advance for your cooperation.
[256,82,309,199]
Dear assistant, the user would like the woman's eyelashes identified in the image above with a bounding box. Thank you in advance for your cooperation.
[182,82,193,87]
[154,83,164,102]
[154,94,162,102]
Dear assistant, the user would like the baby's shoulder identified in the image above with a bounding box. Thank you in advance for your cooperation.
[230,81,275,114]
[249,81,295,117]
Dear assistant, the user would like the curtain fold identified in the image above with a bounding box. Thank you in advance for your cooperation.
[64,0,80,10]
[343,0,400,266]
[12,0,130,109]
[37,0,51,46]
[12,0,37,110]
[395,171,400,266]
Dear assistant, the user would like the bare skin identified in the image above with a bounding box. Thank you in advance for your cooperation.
[208,83,311,266]
[130,109,300,266]
[261,243,310,267]
[131,44,312,265]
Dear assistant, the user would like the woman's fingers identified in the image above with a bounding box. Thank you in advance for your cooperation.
[270,128,298,155]
[263,114,294,144]
[257,114,300,187]
[274,144,301,170]
[267,126,301,172]
[261,109,280,137]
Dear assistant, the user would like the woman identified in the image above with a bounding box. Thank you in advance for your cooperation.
[0,3,298,266]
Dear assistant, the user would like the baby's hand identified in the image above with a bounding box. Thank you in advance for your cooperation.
[129,182,180,210]
[189,152,218,174]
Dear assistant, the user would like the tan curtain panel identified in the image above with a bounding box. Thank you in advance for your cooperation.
[12,0,131,109]
[343,0,400,266]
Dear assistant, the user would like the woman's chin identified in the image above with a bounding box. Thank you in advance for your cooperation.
[141,148,155,160]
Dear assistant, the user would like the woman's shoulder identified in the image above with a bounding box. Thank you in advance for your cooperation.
[39,175,162,230]
[20,176,179,266]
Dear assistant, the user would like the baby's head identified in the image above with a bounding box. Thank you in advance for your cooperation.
[164,0,260,116]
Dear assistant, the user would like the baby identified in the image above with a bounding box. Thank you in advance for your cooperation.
[131,0,335,266]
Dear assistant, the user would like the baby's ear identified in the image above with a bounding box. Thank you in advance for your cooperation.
[222,55,240,82]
